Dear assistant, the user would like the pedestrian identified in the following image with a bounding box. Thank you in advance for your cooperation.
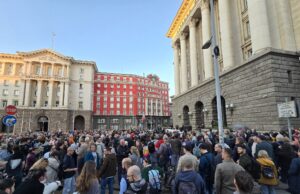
[233,171,254,194]
[5,145,23,188]
[256,150,278,194]
[288,148,300,194]
[98,145,117,194]
[119,158,133,194]
[126,165,148,194]
[214,143,223,166]
[129,146,143,169]
[169,133,182,167]
[76,160,100,194]
[117,139,130,183]
[177,141,198,172]
[84,143,101,170]
[46,151,60,183]
[172,154,206,194]
[0,178,14,194]
[62,147,77,194]
[255,135,274,161]
[215,148,244,194]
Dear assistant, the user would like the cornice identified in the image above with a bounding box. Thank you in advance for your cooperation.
[166,0,196,39]
[17,49,73,61]
[0,53,23,60]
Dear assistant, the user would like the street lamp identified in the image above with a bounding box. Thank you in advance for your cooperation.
[202,0,224,145]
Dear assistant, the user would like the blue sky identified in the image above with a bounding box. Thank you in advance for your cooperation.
[0,0,182,97]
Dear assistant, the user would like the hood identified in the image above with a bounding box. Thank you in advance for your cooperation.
[177,170,198,182]
[257,158,275,166]
[129,179,147,192]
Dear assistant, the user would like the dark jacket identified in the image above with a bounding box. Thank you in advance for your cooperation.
[98,153,117,178]
[288,157,300,194]
[125,178,148,194]
[238,153,252,175]
[172,170,206,194]
[199,152,214,185]
[62,154,76,179]
[14,179,44,194]
[117,145,129,165]
[170,139,182,155]
[255,141,274,160]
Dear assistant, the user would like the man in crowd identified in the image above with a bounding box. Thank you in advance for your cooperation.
[116,139,130,183]
[62,147,77,194]
[199,143,215,194]
[126,165,148,194]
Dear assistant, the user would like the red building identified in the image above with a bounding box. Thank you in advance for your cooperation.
[93,73,170,130]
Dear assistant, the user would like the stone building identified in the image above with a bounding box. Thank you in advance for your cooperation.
[0,49,97,133]
[167,0,300,130]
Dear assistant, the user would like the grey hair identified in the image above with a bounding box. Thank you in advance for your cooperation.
[128,165,141,179]
[258,150,269,158]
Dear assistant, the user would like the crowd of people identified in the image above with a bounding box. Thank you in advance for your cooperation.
[0,127,299,194]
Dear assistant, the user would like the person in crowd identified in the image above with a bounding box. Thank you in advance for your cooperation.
[77,140,88,175]
[5,145,23,188]
[126,165,148,194]
[233,171,254,194]
[95,137,105,160]
[172,154,206,194]
[177,141,198,172]
[215,148,244,194]
[148,141,158,167]
[236,144,253,175]
[288,148,300,194]
[119,158,133,194]
[199,143,215,194]
[141,157,163,182]
[24,147,37,174]
[76,160,100,194]
[62,147,77,194]
[13,168,46,194]
[84,143,101,170]
[129,146,143,169]
[214,143,223,165]
[256,150,278,194]
[43,145,56,159]
[169,133,182,167]
[0,145,11,161]
[255,135,274,160]
[46,151,60,183]
[30,157,49,170]
[0,178,14,194]
[98,145,117,194]
[117,139,130,183]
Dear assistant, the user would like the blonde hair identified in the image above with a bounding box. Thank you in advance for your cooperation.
[130,146,140,157]
[258,150,269,158]
[30,158,49,170]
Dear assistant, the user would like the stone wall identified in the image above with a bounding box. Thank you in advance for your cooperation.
[172,49,300,131]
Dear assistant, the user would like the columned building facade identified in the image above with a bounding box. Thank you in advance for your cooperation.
[93,73,170,130]
[168,0,300,130]
[0,49,96,132]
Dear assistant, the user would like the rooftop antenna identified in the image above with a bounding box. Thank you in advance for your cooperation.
[51,32,56,50]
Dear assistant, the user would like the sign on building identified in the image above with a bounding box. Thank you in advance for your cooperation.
[5,105,17,115]
[277,101,297,118]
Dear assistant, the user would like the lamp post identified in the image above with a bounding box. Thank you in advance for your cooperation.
[202,0,224,144]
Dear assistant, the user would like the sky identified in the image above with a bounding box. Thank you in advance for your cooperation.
[0,0,182,97]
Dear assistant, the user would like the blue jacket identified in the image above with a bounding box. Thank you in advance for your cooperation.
[84,151,101,169]
[288,157,300,194]
[172,170,206,194]
[199,152,214,183]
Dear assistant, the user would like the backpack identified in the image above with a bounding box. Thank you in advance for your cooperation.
[261,165,275,179]
[249,157,261,180]
[148,168,161,194]
[177,181,197,194]
[193,143,201,158]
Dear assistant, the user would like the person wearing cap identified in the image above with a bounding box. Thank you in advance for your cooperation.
[199,143,215,194]
[176,141,198,172]
[215,148,244,194]
[255,135,274,161]
[62,147,77,194]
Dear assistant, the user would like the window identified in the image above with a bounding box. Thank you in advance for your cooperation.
[110,97,114,101]
[104,90,107,95]
[287,70,293,83]
[129,103,133,109]
[110,110,114,115]
[117,91,120,95]
[110,103,114,108]
[96,103,100,108]
[79,92,83,98]
[80,68,84,74]
[111,84,114,89]
[117,97,120,102]
[13,100,18,106]
[124,97,127,102]
[129,91,133,95]
[117,84,120,88]
[97,97,100,101]
[44,101,48,107]
[2,89,8,96]
[110,91,114,95]
[14,90,19,96]
[123,91,127,95]
[98,119,105,124]
[123,104,127,108]
[104,97,107,101]
[15,80,20,87]
[79,101,83,109]
[104,84,107,88]
[47,67,51,76]
[6,64,13,75]
[123,85,126,89]
[117,103,120,108]
[56,101,59,107]
[79,84,83,89]
[130,97,133,102]
[97,90,100,94]
[33,101,36,107]
[104,104,107,108]
[116,110,120,115]
[2,100,7,107]
[4,80,8,86]
[97,84,100,87]
[130,85,133,89]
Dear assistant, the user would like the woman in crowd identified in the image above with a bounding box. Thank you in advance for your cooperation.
[76,160,100,194]
[256,150,278,194]
[129,146,142,169]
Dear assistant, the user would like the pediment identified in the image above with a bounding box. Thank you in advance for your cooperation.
[17,49,73,64]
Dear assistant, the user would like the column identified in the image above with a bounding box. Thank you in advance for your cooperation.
[219,0,241,70]
[66,65,70,78]
[151,99,153,115]
[275,0,296,51]
[48,81,54,107]
[173,42,181,95]
[61,65,65,77]
[12,63,17,76]
[248,0,272,54]
[145,98,148,115]
[180,33,188,92]
[59,82,64,107]
[155,99,158,116]
[160,101,163,116]
[64,82,69,107]
[189,18,199,87]
[24,80,32,106]
[27,62,32,75]
[201,1,213,79]
[40,63,44,76]
[51,64,54,76]
[36,80,43,108]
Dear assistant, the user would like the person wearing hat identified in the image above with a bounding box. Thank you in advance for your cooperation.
[177,141,198,172]
[254,135,274,161]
